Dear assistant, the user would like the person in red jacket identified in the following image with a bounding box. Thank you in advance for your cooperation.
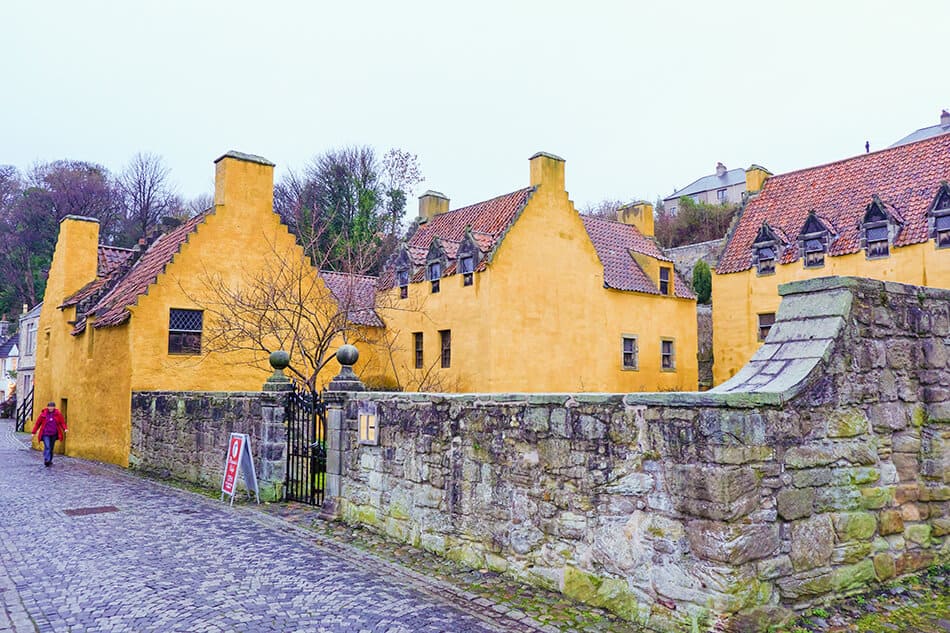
[32,401,67,467]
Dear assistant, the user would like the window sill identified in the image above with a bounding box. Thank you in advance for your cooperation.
[621,366,639,372]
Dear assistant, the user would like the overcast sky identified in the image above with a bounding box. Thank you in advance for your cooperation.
[4,1,949,213]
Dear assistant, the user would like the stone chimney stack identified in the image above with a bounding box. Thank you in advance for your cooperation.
[716,162,727,178]
[418,191,449,224]
[941,110,950,128]
[214,150,275,210]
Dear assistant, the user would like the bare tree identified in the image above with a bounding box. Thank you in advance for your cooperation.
[118,153,178,244]
[580,199,625,221]
[381,148,424,237]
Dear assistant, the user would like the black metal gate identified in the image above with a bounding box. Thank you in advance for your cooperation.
[15,387,33,432]
[284,385,327,505]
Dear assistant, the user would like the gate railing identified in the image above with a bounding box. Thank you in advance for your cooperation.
[15,386,33,432]
[284,384,327,506]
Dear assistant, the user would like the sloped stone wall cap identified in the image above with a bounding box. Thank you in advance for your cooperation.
[61,215,100,224]
[627,391,785,408]
[529,151,565,162]
[214,150,276,167]
[778,275,872,296]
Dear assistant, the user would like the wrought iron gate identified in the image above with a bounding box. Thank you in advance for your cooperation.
[284,385,327,505]
[15,387,33,432]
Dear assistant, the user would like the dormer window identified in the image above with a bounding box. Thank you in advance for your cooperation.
[797,210,832,269]
[752,222,782,276]
[459,255,474,286]
[929,182,950,248]
[862,196,897,260]
[659,266,671,295]
[803,239,825,268]
[755,245,776,275]
[428,261,442,293]
[396,268,409,299]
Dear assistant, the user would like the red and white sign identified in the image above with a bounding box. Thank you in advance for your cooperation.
[221,434,245,496]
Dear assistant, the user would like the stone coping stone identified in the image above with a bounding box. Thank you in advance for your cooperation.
[133,391,264,397]
[354,390,785,409]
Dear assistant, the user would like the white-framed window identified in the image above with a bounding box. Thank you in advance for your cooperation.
[621,336,638,370]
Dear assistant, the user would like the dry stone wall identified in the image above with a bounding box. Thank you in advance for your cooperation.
[332,277,949,632]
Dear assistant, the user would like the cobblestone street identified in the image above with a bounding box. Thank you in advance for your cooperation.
[0,421,542,633]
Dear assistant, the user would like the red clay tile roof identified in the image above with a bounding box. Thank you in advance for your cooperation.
[88,210,212,328]
[408,187,536,265]
[582,217,696,299]
[98,245,134,276]
[319,271,384,327]
[718,133,950,274]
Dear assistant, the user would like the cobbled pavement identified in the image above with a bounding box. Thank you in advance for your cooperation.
[0,420,547,633]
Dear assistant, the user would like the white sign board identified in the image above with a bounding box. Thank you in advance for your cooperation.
[220,432,260,505]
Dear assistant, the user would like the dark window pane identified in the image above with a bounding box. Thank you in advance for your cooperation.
[168,309,202,355]
[866,225,888,241]
[413,332,423,368]
[463,272,473,286]
[935,214,950,231]
[440,330,451,368]
[460,256,474,274]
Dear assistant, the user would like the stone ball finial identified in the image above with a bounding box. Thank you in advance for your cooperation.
[269,350,290,371]
[336,344,359,367]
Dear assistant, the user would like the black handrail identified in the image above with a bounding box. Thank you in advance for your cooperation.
[15,386,33,432]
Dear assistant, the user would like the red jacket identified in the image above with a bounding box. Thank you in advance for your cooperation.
[32,408,67,441]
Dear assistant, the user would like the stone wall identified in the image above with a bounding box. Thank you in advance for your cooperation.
[666,238,724,285]
[331,277,948,632]
[129,391,287,501]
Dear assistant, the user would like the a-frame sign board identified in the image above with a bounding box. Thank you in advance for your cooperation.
[220,432,260,506]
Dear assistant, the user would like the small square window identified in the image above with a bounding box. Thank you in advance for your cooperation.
[659,267,671,295]
[758,313,775,341]
[439,329,451,368]
[413,332,423,369]
[621,336,638,370]
[717,188,727,202]
[169,308,202,355]
[661,339,675,371]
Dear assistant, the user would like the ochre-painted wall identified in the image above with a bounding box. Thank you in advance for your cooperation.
[378,155,698,392]
[33,154,384,467]
[712,242,950,384]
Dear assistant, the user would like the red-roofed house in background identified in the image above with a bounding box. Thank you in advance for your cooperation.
[33,151,386,466]
[712,133,950,384]
[377,152,698,392]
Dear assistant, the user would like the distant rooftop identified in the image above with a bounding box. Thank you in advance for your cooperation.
[889,110,950,148]
[663,164,747,202]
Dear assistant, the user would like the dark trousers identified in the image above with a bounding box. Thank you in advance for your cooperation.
[42,435,56,464]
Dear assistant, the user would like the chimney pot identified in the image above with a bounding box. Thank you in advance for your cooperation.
[941,110,950,127]
[716,162,727,178]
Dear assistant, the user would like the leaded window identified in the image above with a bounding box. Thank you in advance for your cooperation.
[169,309,202,355]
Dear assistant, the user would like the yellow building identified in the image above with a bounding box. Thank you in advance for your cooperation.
[34,151,383,466]
[712,133,950,384]
[376,152,698,393]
